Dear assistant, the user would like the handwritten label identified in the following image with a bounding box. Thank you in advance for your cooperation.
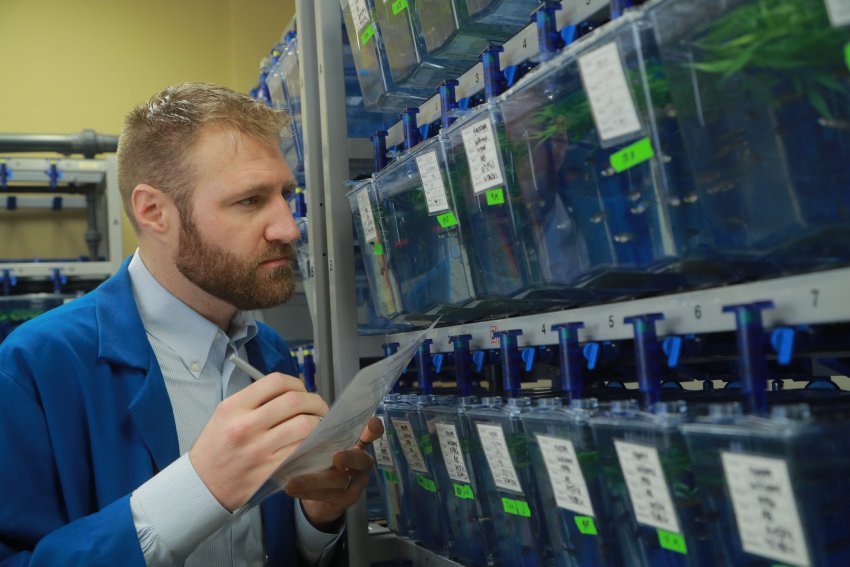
[392,418,429,473]
[658,529,688,554]
[436,211,458,228]
[578,42,642,143]
[351,0,372,36]
[721,452,810,566]
[614,440,681,534]
[575,516,598,535]
[415,150,450,213]
[435,422,471,483]
[825,0,850,27]
[356,189,378,243]
[485,187,505,206]
[537,434,595,517]
[454,483,474,499]
[461,118,505,194]
[476,423,523,493]
[610,137,655,173]
[502,497,531,517]
[373,415,394,468]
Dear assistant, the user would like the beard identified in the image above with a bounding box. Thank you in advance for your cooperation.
[175,214,296,311]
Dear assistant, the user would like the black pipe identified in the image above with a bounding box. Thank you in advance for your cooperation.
[0,129,118,158]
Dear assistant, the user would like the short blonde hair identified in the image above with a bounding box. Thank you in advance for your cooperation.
[117,82,289,231]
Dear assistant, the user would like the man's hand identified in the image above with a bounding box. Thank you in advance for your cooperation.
[189,372,329,511]
[285,417,385,530]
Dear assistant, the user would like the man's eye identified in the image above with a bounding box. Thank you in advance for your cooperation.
[238,197,259,206]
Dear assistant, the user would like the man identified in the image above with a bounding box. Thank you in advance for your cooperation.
[0,82,381,566]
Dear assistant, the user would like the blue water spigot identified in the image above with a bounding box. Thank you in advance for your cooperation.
[770,327,795,366]
[45,161,60,189]
[583,342,600,371]
[371,130,389,172]
[662,336,683,368]
[610,0,634,19]
[0,159,9,190]
[433,353,445,375]
[479,45,505,101]
[51,268,67,295]
[533,1,563,60]
[624,313,665,409]
[495,329,523,398]
[471,350,486,374]
[416,338,434,394]
[401,108,420,151]
[302,347,317,393]
[284,30,296,43]
[450,334,474,396]
[521,348,536,373]
[1,269,16,296]
[552,322,585,401]
[723,301,774,416]
[438,79,460,130]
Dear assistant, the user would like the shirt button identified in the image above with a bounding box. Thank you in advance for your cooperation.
[191,361,201,372]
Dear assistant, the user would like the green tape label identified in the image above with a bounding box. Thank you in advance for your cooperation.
[657,529,687,554]
[610,137,654,173]
[382,469,399,483]
[453,483,474,500]
[359,22,376,46]
[372,242,384,256]
[575,516,598,535]
[502,497,531,517]
[485,187,505,206]
[416,474,437,492]
[436,211,458,228]
[392,0,408,15]
[419,433,433,456]
[845,42,850,71]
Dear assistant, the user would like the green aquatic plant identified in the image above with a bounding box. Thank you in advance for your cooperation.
[689,0,849,119]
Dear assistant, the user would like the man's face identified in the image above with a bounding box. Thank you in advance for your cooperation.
[173,125,300,311]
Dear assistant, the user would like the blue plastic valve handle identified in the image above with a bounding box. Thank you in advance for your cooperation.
[561,24,578,46]
[450,334,473,397]
[51,268,67,295]
[494,329,523,398]
[552,322,585,401]
[533,1,563,60]
[624,313,665,409]
[302,348,317,393]
[438,79,460,130]
[610,0,634,19]
[0,161,9,190]
[723,301,775,416]
[45,162,60,190]
[416,338,434,394]
[401,108,420,151]
[419,123,431,141]
[471,350,486,374]
[662,336,682,368]
[432,353,445,375]
[521,348,535,373]
[770,327,795,366]
[371,130,389,172]
[479,45,505,101]
[583,342,600,371]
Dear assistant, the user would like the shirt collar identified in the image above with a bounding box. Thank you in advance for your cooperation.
[128,250,258,374]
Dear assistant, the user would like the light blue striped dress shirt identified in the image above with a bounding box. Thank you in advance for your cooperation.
[127,252,338,566]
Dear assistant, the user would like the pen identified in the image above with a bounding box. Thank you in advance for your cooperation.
[227,352,266,381]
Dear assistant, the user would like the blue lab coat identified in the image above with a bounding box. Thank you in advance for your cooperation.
[0,259,299,566]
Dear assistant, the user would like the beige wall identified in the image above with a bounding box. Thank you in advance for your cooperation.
[0,0,295,259]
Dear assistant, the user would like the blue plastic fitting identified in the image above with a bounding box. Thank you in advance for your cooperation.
[610,0,634,19]
[401,108,420,151]
[51,268,66,295]
[533,1,563,60]
[0,160,9,190]
[438,79,460,130]
[662,336,682,368]
[302,347,316,393]
[433,353,445,374]
[723,301,774,416]
[495,329,523,398]
[583,342,600,371]
[45,161,60,190]
[416,338,434,394]
[479,45,505,101]
[552,322,585,401]
[292,187,307,218]
[521,348,535,372]
[1,269,16,296]
[471,350,486,373]
[770,327,795,366]
[450,334,473,397]
[371,130,389,172]
[623,313,665,409]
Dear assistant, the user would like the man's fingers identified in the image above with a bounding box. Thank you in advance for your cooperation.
[268,413,322,455]
[286,469,370,499]
[237,372,306,408]
[333,448,375,472]
[355,416,384,449]
[257,391,328,429]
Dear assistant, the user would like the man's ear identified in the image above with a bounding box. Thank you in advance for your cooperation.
[132,184,173,236]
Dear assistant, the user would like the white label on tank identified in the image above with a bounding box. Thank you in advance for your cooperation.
[461,118,505,194]
[476,422,523,493]
[435,422,471,483]
[537,434,595,517]
[578,42,642,143]
[391,418,429,473]
[356,189,378,243]
[721,452,811,566]
[825,0,850,27]
[415,150,451,213]
[351,0,372,35]
[614,440,681,534]
[373,415,394,468]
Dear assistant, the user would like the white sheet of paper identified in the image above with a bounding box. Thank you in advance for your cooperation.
[244,322,435,508]
[825,0,850,27]
[614,439,681,534]
[357,188,379,243]
[537,434,595,517]
[578,42,642,143]
[416,150,451,214]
